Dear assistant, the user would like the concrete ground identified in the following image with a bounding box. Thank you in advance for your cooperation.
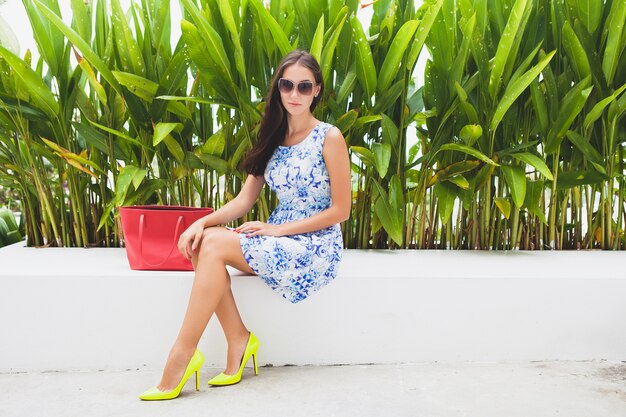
[1,361,626,417]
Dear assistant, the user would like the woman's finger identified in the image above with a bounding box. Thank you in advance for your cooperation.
[192,231,202,252]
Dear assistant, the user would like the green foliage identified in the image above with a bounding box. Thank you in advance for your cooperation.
[0,208,23,247]
[0,0,624,250]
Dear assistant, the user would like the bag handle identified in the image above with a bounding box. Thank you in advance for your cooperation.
[138,214,185,268]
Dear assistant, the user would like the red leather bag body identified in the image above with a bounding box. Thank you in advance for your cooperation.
[120,205,213,271]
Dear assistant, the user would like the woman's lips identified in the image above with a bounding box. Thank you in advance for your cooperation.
[288,102,301,106]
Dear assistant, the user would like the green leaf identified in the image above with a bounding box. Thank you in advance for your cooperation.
[180,19,236,104]
[0,45,59,119]
[337,67,357,103]
[320,11,346,87]
[546,77,593,153]
[350,15,377,99]
[163,135,185,163]
[510,152,554,180]
[310,16,324,63]
[76,52,107,105]
[216,0,247,84]
[488,0,529,100]
[350,146,375,168]
[73,122,127,160]
[561,20,591,81]
[448,175,470,190]
[565,131,606,174]
[454,82,480,125]
[565,0,602,33]
[201,130,226,157]
[501,165,526,208]
[474,163,496,191]
[335,110,359,134]
[373,80,404,113]
[450,14,476,88]
[34,0,123,96]
[583,82,626,130]
[372,143,392,178]
[23,0,63,75]
[459,124,482,147]
[434,181,456,225]
[406,0,443,72]
[153,122,181,146]
[555,170,608,189]
[116,165,146,206]
[197,154,229,176]
[156,95,238,109]
[87,119,149,150]
[354,115,383,127]
[494,197,511,219]
[381,114,399,150]
[602,0,626,83]
[110,0,145,76]
[0,208,19,231]
[529,79,548,133]
[429,160,480,186]
[179,0,233,82]
[377,20,419,94]
[372,177,403,245]
[524,180,547,224]
[113,71,158,101]
[438,144,499,166]
[248,0,292,57]
[490,50,556,134]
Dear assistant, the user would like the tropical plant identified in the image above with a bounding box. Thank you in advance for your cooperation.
[0,0,434,248]
[416,0,626,249]
[0,0,624,250]
[0,207,23,247]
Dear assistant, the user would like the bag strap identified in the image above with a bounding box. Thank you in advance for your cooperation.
[138,214,185,268]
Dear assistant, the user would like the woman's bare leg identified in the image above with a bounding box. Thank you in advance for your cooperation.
[157,227,256,390]
[195,228,258,375]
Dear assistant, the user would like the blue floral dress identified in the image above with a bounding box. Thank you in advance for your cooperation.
[239,122,343,304]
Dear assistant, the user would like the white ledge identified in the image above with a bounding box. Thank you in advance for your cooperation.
[1,243,625,371]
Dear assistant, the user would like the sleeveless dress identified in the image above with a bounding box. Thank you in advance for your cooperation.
[239,122,343,304]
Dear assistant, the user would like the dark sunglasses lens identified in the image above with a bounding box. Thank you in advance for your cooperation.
[278,79,294,93]
[297,82,313,95]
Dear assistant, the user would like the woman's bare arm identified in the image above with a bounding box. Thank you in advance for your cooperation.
[200,174,266,228]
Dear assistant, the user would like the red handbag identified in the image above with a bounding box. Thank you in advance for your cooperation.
[120,205,213,271]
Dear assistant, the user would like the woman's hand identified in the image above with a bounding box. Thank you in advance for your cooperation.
[177,220,205,260]
[236,221,283,237]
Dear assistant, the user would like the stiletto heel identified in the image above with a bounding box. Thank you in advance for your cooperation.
[139,349,204,400]
[208,332,260,386]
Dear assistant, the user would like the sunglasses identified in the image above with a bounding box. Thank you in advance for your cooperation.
[277,78,317,96]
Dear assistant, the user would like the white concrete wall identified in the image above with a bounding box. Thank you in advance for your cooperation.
[1,243,625,371]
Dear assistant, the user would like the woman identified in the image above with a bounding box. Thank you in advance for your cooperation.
[139,50,351,400]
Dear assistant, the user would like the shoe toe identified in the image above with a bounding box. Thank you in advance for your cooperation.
[139,386,175,400]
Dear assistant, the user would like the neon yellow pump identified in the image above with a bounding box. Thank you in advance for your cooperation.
[208,332,260,386]
[139,349,204,400]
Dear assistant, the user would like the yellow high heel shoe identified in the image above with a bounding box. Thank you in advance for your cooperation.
[208,332,260,386]
[139,349,204,400]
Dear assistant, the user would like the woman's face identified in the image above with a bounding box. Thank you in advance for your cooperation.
[278,63,321,116]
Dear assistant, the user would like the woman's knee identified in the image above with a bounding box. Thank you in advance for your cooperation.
[198,227,228,259]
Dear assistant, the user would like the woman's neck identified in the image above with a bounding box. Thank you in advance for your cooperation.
[286,113,317,137]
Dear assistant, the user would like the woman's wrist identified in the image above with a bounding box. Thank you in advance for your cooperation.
[199,215,212,229]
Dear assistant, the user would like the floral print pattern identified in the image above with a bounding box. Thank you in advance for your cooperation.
[240,122,343,304]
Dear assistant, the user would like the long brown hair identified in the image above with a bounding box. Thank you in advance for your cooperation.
[241,50,324,176]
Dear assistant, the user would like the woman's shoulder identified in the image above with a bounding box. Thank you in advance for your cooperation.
[320,122,342,139]
[319,123,345,151]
